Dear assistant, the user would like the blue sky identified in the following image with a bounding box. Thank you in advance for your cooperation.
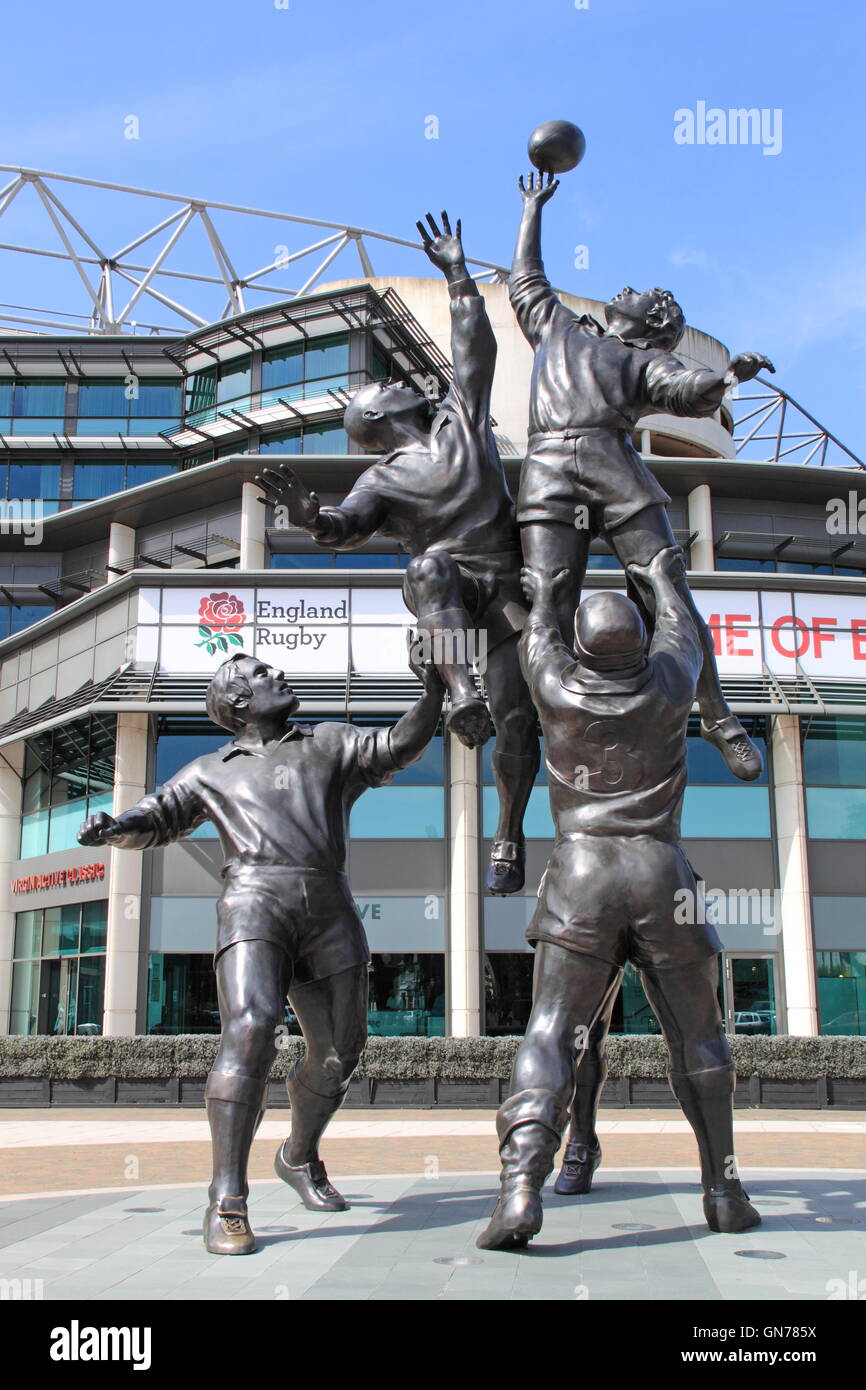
[1,0,864,455]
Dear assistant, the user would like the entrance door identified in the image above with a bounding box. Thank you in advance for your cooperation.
[723,955,778,1035]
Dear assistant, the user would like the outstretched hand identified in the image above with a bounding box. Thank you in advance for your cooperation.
[416,210,465,273]
[255,464,321,530]
[518,171,559,207]
[726,352,775,384]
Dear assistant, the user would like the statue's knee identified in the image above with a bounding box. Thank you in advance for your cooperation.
[405,551,453,595]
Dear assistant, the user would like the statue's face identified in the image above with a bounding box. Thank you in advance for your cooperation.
[344,379,429,448]
[604,286,662,336]
[236,658,299,723]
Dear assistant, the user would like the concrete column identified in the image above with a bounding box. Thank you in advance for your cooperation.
[103,713,148,1036]
[771,714,818,1036]
[448,734,481,1036]
[0,743,24,1034]
[107,521,136,580]
[240,480,267,570]
[687,483,715,571]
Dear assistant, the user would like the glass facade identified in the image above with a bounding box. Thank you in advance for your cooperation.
[817,952,866,1035]
[20,716,116,858]
[258,421,348,454]
[9,901,107,1035]
[261,333,350,409]
[804,718,866,839]
[350,734,445,839]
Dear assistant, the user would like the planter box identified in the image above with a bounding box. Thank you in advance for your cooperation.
[179,1078,208,1107]
[369,1078,436,1107]
[115,1078,179,1105]
[435,1078,500,1107]
[0,1077,50,1107]
[50,1078,116,1106]
[828,1079,866,1108]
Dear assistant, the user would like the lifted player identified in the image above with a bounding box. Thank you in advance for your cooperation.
[79,652,443,1256]
[256,211,539,895]
[510,171,774,781]
[477,548,760,1251]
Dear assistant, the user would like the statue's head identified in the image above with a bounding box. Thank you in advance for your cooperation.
[574,592,647,675]
[343,379,431,452]
[604,286,685,350]
[206,654,299,734]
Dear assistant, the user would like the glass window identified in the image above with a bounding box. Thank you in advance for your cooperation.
[0,380,12,413]
[817,951,866,1036]
[216,356,251,405]
[681,785,771,838]
[13,910,41,959]
[19,810,49,858]
[269,552,333,569]
[10,418,65,435]
[484,953,534,1035]
[261,342,304,394]
[42,905,81,957]
[334,552,399,569]
[186,366,217,418]
[806,788,866,840]
[7,463,61,500]
[350,785,444,838]
[803,718,866,787]
[20,718,116,857]
[305,334,349,384]
[302,422,347,453]
[610,963,663,1034]
[9,905,107,1035]
[125,464,177,487]
[8,605,55,636]
[390,735,444,787]
[9,959,40,1036]
[81,900,107,954]
[147,953,220,1034]
[367,953,445,1036]
[483,784,553,838]
[72,463,125,501]
[129,381,182,417]
[259,428,301,455]
[155,720,226,784]
[13,380,65,416]
[77,380,127,416]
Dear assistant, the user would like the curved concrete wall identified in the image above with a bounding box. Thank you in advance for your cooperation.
[321,275,735,459]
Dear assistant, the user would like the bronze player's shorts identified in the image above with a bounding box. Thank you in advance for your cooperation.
[402,548,528,655]
[527,833,721,972]
[216,865,369,986]
[517,429,671,534]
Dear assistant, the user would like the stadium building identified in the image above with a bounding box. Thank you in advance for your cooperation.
[0,169,864,1043]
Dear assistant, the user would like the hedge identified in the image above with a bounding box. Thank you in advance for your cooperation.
[2,1033,865,1081]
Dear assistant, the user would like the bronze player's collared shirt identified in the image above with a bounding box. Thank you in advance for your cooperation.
[519,593,703,842]
[509,256,728,436]
[110,722,398,875]
[315,291,518,560]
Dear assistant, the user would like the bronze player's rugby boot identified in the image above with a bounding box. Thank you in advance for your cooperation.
[274,1143,349,1212]
[703,1181,762,1234]
[554,1140,602,1196]
[700,716,763,781]
[203,1196,257,1256]
[486,840,526,896]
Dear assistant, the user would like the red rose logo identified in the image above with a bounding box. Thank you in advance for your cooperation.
[195,592,247,655]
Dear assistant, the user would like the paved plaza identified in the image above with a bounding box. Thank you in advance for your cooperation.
[0,1109,863,1301]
